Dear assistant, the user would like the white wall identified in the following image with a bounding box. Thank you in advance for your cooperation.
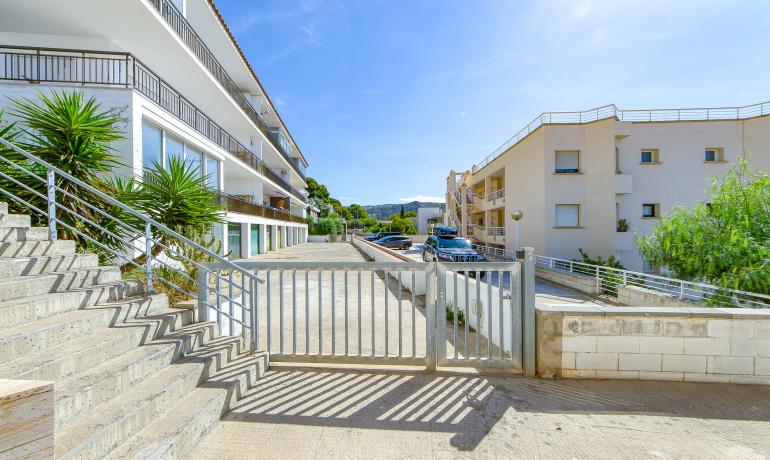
[417,207,442,234]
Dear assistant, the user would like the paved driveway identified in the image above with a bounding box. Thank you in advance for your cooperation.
[192,366,770,459]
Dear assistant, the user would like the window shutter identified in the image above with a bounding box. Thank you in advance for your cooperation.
[555,151,579,172]
[555,205,579,227]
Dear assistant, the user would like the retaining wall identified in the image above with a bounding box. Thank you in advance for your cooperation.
[535,266,600,295]
[537,305,770,384]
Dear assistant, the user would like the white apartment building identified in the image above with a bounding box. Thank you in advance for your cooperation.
[0,0,310,259]
[447,102,770,271]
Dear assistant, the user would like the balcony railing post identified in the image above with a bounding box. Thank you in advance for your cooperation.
[145,222,154,295]
[46,169,57,240]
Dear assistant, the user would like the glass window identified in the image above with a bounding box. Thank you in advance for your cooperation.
[704,149,723,162]
[165,134,185,167]
[208,223,224,255]
[250,224,260,257]
[186,146,203,177]
[641,151,653,163]
[437,237,472,249]
[555,204,579,227]
[142,122,162,170]
[642,203,658,218]
[228,223,242,260]
[206,156,220,190]
[554,151,579,173]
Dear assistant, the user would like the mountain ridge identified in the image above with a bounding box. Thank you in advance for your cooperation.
[363,201,445,220]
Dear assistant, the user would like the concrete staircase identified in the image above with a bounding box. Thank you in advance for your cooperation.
[0,203,268,459]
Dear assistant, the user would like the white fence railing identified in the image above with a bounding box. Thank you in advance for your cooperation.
[487,188,505,201]
[535,255,770,309]
[473,100,770,172]
[487,226,505,236]
[474,244,517,261]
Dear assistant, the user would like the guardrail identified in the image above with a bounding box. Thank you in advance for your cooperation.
[487,189,505,201]
[0,45,307,202]
[217,193,306,224]
[535,255,770,309]
[0,138,262,350]
[146,0,307,181]
[473,100,770,172]
[486,226,505,236]
[473,244,516,261]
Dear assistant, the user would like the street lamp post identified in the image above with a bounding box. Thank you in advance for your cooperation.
[510,210,524,251]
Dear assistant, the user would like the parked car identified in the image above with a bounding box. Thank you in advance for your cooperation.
[374,235,413,250]
[365,231,401,242]
[422,234,486,263]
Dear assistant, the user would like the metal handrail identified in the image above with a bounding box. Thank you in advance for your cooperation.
[473,100,770,173]
[145,0,307,181]
[217,192,306,224]
[486,226,505,236]
[0,45,306,202]
[534,254,770,308]
[487,188,505,201]
[0,138,263,349]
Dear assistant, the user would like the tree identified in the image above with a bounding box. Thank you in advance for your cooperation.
[400,204,405,218]
[638,157,770,294]
[306,177,330,201]
[348,203,368,220]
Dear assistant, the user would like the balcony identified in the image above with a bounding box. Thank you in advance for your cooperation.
[146,0,307,181]
[0,46,306,202]
[487,188,505,203]
[486,226,505,236]
[217,193,306,224]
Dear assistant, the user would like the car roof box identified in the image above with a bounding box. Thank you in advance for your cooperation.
[433,226,458,236]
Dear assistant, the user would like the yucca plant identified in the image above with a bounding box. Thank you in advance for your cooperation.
[0,91,128,260]
[114,156,224,270]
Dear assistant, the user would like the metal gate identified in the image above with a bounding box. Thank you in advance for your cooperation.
[198,249,535,373]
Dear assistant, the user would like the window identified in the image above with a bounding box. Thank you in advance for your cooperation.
[141,122,162,170]
[250,224,260,257]
[555,151,579,173]
[705,148,724,162]
[555,204,580,228]
[642,203,659,218]
[186,146,203,177]
[227,223,242,260]
[206,157,220,190]
[165,135,184,166]
[640,149,660,164]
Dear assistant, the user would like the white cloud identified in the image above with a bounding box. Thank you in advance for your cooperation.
[571,0,592,20]
[399,195,444,203]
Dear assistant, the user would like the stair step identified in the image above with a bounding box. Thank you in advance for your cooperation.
[0,294,169,362]
[0,253,98,279]
[0,225,49,242]
[0,239,75,258]
[107,351,268,460]
[0,213,31,228]
[0,266,121,302]
[57,335,260,459]
[0,280,144,328]
[0,307,194,382]
[55,322,221,427]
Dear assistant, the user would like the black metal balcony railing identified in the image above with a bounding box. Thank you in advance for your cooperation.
[0,46,306,202]
[146,0,307,182]
[217,192,306,224]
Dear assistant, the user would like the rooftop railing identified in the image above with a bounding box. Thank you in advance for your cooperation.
[473,101,770,173]
[0,46,306,202]
[146,0,307,181]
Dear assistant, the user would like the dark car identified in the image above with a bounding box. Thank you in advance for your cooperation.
[374,235,413,250]
[422,234,485,263]
[365,231,401,242]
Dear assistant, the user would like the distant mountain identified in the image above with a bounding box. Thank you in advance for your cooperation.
[363,201,445,220]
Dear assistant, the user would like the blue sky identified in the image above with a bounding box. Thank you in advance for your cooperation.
[215,0,770,206]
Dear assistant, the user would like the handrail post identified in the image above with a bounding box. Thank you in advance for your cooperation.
[197,267,208,322]
[46,169,57,240]
[145,222,153,295]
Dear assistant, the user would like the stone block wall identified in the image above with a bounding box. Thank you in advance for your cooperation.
[535,266,600,295]
[537,305,770,384]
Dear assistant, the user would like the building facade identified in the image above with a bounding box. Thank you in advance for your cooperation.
[447,103,770,271]
[0,0,310,259]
